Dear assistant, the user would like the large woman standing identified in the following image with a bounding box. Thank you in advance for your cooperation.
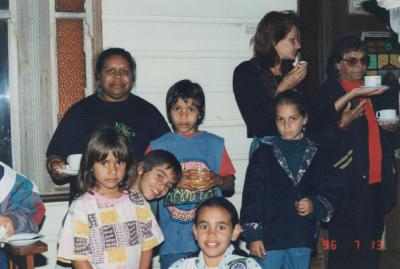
[46,48,170,203]
[311,36,397,269]
[233,10,308,155]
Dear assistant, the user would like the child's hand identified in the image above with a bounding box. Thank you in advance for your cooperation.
[249,240,266,258]
[195,169,215,190]
[176,170,200,190]
[204,171,224,189]
[296,198,314,216]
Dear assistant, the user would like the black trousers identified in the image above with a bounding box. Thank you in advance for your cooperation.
[327,224,384,269]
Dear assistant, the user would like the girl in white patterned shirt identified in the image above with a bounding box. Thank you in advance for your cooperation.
[57,127,181,269]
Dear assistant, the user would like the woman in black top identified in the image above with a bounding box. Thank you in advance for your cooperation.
[46,48,170,203]
[233,10,308,156]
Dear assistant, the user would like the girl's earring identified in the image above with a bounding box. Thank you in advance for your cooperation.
[302,125,306,132]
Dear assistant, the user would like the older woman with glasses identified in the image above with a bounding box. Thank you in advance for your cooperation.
[310,36,398,269]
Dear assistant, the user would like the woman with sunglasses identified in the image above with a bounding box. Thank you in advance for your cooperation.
[233,11,307,157]
[311,36,397,269]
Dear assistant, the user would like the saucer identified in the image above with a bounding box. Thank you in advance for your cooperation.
[376,116,399,125]
[6,233,44,246]
[57,165,79,176]
[360,85,384,89]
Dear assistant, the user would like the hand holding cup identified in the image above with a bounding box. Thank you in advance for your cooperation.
[67,154,82,170]
[178,167,211,191]
[189,167,213,191]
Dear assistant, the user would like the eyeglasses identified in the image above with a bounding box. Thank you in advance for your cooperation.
[342,55,369,67]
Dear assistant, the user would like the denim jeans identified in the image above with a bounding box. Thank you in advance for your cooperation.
[256,247,312,269]
[0,251,6,269]
[160,252,195,269]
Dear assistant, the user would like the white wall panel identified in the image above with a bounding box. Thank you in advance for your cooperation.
[103,20,254,53]
[38,201,69,269]
[102,0,297,18]
[134,58,248,89]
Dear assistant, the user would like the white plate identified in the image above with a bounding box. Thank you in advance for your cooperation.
[376,117,399,124]
[8,238,41,247]
[57,166,79,175]
[360,85,385,89]
[6,233,43,246]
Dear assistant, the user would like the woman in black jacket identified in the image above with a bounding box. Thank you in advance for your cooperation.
[310,36,398,269]
[233,10,307,156]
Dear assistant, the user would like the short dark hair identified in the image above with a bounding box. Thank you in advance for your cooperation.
[142,150,182,181]
[273,90,309,117]
[77,126,133,195]
[194,197,239,227]
[166,79,205,128]
[326,36,368,80]
[252,10,301,68]
[95,47,137,85]
[128,149,183,185]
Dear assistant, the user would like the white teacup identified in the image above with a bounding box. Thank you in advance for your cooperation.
[67,154,82,170]
[364,75,382,87]
[376,109,397,121]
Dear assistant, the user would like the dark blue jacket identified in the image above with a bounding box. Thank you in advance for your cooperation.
[240,138,342,250]
[310,79,397,228]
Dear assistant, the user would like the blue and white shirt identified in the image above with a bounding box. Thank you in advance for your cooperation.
[169,245,261,269]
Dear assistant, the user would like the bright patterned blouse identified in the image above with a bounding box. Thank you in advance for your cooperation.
[57,190,163,269]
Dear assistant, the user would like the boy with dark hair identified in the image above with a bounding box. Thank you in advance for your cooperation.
[146,79,236,269]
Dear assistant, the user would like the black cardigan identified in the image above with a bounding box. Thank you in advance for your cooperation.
[232,59,301,138]
[232,60,278,138]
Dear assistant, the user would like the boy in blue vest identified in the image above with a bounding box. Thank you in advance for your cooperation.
[146,79,235,269]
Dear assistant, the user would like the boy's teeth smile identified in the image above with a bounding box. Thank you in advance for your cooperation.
[151,188,160,196]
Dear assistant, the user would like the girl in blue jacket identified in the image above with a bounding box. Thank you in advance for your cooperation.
[240,90,341,269]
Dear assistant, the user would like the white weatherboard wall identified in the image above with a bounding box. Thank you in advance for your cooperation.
[38,1,297,268]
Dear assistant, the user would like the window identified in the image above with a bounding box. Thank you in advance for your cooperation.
[0,3,11,166]
[0,0,101,199]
